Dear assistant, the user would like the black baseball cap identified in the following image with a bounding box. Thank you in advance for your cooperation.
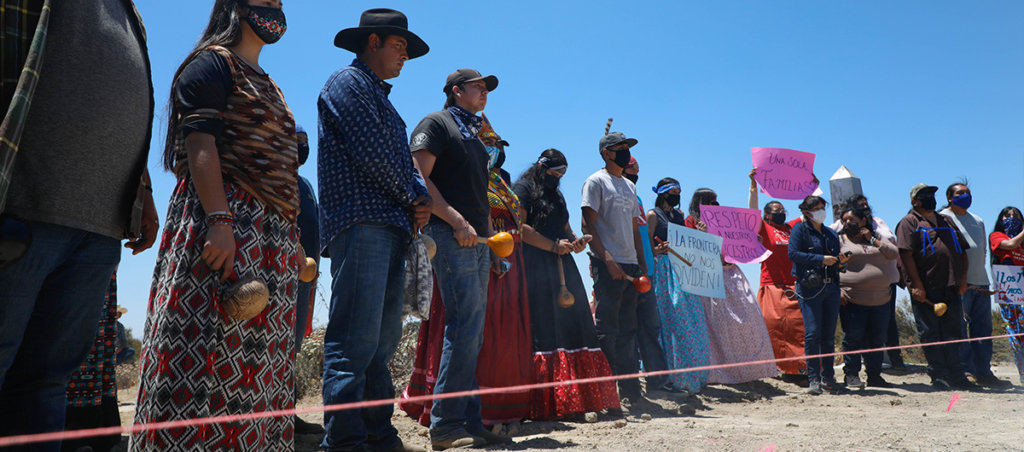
[443,69,498,93]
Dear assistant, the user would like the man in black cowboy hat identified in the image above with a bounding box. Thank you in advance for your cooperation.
[317,8,432,452]
[409,68,511,450]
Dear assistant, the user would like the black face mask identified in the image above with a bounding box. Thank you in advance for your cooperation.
[624,173,639,184]
[768,212,786,225]
[245,6,287,44]
[916,196,937,211]
[297,140,309,165]
[608,148,631,169]
[541,173,560,190]
[665,194,680,207]
[843,221,861,236]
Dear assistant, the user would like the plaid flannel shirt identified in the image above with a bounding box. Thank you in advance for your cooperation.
[0,0,49,212]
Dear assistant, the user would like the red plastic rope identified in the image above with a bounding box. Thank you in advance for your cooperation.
[1,332,1020,447]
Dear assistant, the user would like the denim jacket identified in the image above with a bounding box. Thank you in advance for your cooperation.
[788,220,842,284]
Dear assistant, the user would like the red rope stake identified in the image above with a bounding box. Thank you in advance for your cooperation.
[946,393,961,412]
[1,332,1021,447]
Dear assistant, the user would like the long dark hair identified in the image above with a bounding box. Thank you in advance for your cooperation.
[514,148,567,229]
[991,206,1022,264]
[161,0,248,171]
[688,188,716,220]
[654,177,679,209]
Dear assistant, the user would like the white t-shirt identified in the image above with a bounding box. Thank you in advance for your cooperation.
[940,208,990,286]
[581,169,639,264]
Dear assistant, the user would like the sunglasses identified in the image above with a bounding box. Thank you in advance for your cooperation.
[0,215,32,269]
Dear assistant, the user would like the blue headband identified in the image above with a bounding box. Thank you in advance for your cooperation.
[652,183,681,194]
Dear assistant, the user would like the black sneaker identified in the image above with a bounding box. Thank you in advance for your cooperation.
[931,378,951,390]
[822,378,846,393]
[950,377,979,390]
[866,375,893,388]
[656,381,688,394]
[975,374,1013,388]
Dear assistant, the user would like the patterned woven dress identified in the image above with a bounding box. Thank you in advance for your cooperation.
[401,171,534,425]
[62,273,120,452]
[131,46,299,451]
[685,216,777,384]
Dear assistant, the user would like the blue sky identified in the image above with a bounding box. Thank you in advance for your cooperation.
[118,1,1024,333]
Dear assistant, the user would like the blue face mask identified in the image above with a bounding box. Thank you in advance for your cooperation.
[485,145,501,169]
[951,192,972,209]
[1005,216,1023,238]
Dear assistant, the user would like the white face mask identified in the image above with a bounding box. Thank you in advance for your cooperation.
[809,209,827,224]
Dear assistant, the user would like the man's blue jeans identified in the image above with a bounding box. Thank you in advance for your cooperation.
[959,287,994,378]
[321,224,409,451]
[0,221,120,452]
[839,302,891,378]
[797,282,840,383]
[425,223,490,437]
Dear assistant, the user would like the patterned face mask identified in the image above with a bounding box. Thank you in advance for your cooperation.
[245,6,287,44]
[485,145,501,170]
[1005,216,1023,238]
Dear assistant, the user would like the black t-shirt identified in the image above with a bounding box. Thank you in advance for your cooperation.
[512,179,571,241]
[410,110,489,235]
[175,50,234,137]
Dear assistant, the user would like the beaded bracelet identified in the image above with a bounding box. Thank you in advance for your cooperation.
[206,211,234,227]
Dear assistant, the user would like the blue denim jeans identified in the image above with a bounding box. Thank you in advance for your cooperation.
[797,282,840,383]
[591,257,641,399]
[321,224,409,451]
[959,287,994,378]
[912,287,964,381]
[0,221,120,452]
[839,302,891,378]
[425,223,490,437]
[635,290,669,388]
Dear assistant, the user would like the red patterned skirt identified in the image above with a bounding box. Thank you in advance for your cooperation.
[130,179,298,451]
[400,244,533,426]
[522,247,619,419]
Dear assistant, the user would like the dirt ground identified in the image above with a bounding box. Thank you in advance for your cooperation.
[114,363,1023,452]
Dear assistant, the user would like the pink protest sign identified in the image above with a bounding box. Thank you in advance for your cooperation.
[751,147,818,200]
[699,205,772,264]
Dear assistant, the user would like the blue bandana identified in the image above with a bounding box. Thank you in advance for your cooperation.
[447,105,483,140]
[653,183,681,194]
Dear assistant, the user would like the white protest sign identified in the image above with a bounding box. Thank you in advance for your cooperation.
[666,223,725,298]
[993,265,1024,305]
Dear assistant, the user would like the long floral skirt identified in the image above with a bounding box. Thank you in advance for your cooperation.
[700,266,778,384]
[652,255,711,392]
[130,179,298,451]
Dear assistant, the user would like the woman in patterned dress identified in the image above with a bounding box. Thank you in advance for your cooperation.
[512,149,620,419]
[131,1,301,450]
[989,206,1024,383]
[401,117,534,427]
[646,178,711,393]
[684,188,777,384]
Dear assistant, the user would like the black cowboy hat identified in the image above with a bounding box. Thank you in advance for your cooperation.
[334,8,429,59]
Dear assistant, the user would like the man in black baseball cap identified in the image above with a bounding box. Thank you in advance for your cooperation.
[409,69,510,449]
[581,121,650,409]
[895,183,974,390]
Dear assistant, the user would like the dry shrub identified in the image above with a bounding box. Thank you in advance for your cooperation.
[116,362,139,390]
[295,328,325,400]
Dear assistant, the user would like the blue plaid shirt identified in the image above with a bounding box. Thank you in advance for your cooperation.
[317,58,428,255]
